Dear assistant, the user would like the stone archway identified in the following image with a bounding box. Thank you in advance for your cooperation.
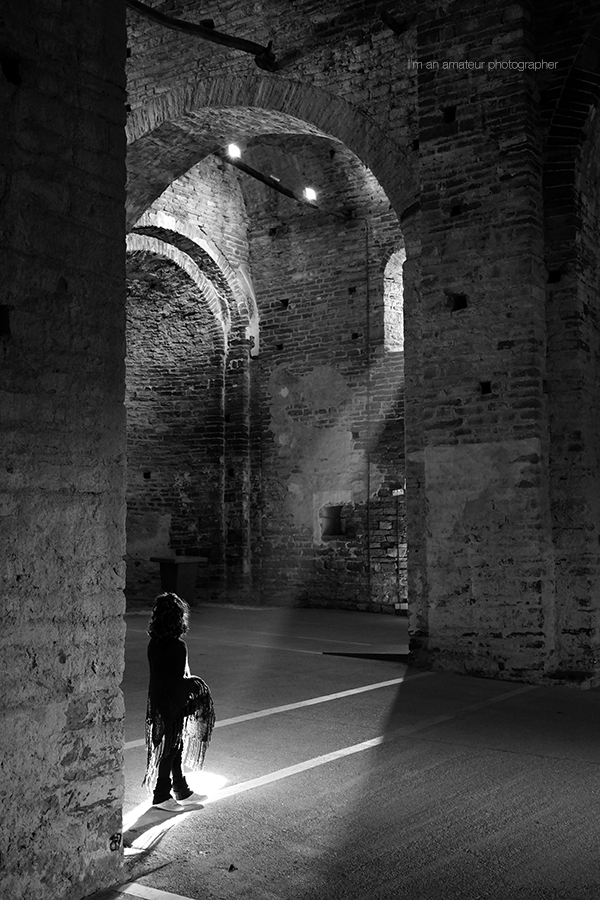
[125,73,419,230]
[125,72,418,610]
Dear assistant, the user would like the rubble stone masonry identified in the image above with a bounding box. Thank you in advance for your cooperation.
[0,1,127,898]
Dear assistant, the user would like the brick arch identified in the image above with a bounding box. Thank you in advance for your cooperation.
[132,209,259,354]
[541,10,600,248]
[126,74,418,229]
[126,233,230,348]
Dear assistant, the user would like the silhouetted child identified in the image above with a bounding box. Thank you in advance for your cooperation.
[143,592,215,810]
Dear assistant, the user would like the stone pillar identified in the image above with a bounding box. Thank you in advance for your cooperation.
[0,2,127,898]
[410,0,555,679]
[543,34,600,677]
[223,329,253,599]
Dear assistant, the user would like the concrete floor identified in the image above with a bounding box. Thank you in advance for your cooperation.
[94,605,600,900]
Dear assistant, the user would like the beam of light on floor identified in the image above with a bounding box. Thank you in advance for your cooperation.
[124,673,420,750]
[123,815,188,856]
[117,882,196,899]
[122,771,228,834]
[196,682,539,807]
[122,772,228,856]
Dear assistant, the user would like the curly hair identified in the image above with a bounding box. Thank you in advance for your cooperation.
[147,592,190,639]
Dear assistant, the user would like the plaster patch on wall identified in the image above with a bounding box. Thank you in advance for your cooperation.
[424,439,552,628]
[268,364,364,530]
[268,364,352,416]
[126,511,172,558]
[300,365,352,411]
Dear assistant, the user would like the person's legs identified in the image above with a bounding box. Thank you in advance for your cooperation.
[153,747,177,805]
[171,744,192,801]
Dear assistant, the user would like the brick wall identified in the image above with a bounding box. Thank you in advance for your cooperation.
[125,133,408,610]
[410,0,555,678]
[241,137,406,609]
[0,1,127,898]
[546,92,600,675]
[533,0,600,677]
[125,250,226,601]
[122,0,600,680]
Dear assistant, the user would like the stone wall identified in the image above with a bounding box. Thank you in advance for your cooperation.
[0,1,127,898]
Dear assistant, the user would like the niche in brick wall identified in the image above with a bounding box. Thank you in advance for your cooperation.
[320,504,344,538]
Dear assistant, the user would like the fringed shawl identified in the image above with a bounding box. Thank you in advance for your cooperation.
[143,637,215,793]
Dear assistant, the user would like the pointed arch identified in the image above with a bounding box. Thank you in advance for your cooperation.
[126,232,230,347]
[132,209,259,354]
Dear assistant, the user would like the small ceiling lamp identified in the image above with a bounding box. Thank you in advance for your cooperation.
[303,187,317,202]
[227,143,242,159]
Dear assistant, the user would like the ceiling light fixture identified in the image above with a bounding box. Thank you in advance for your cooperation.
[303,187,317,202]
[228,143,242,159]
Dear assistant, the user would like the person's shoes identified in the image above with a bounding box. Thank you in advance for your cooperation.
[153,798,184,811]
[177,792,206,806]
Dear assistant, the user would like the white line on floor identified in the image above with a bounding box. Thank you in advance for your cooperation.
[121,681,538,851]
[196,683,538,806]
[123,672,423,750]
[117,884,194,900]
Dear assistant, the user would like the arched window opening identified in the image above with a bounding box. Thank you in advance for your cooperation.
[384,248,406,352]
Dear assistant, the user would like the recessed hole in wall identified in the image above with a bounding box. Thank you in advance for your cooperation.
[0,54,22,86]
[450,203,462,217]
[348,286,357,295]
[276,343,284,350]
[480,381,492,395]
[352,431,360,439]
[548,269,562,283]
[280,298,290,309]
[320,505,344,537]
[351,332,360,340]
[446,292,468,312]
[228,468,235,477]
[442,105,457,123]
[225,414,231,423]
[411,138,420,151]
[143,471,151,480]
[0,305,11,337]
